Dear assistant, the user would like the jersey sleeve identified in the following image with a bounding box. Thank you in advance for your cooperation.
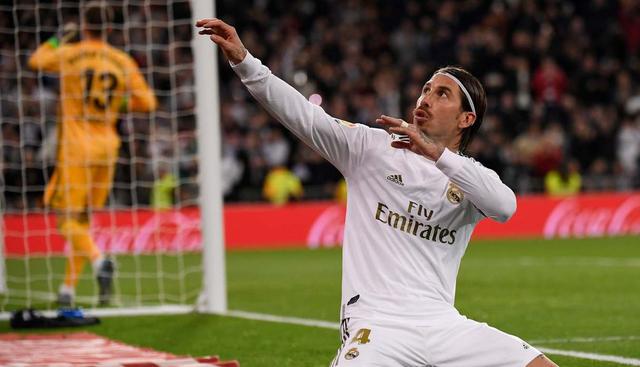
[28,40,63,72]
[125,58,157,112]
[435,148,517,223]
[231,52,372,176]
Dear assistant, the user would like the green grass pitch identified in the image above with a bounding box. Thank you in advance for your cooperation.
[1,236,639,366]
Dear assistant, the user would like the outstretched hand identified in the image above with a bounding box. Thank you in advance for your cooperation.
[376,115,445,161]
[195,18,247,65]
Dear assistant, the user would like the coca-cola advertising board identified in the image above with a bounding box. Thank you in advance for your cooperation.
[3,192,639,256]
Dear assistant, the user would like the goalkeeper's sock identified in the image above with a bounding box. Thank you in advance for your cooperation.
[92,255,105,275]
[58,218,102,287]
[58,283,76,307]
[59,283,75,297]
[62,253,87,288]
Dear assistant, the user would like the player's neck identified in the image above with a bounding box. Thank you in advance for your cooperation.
[82,30,105,42]
[441,137,460,154]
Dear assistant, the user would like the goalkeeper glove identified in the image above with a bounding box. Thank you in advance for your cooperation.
[47,22,79,48]
[60,22,79,44]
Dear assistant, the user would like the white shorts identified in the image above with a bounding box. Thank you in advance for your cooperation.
[330,315,542,367]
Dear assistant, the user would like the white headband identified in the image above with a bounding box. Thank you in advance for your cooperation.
[434,72,476,115]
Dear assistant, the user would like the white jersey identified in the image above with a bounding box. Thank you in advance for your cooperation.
[232,53,517,326]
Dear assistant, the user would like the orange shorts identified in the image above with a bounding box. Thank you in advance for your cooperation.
[44,162,116,212]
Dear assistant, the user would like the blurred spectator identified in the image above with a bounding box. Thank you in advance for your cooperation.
[262,128,291,167]
[545,160,582,196]
[221,132,245,200]
[617,116,640,176]
[262,166,303,205]
[335,178,347,204]
[292,146,342,199]
[513,122,544,169]
[619,0,640,54]
[531,122,564,177]
[151,162,178,210]
[569,113,598,173]
[532,57,567,105]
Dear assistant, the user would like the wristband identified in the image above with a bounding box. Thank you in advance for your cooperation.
[46,37,60,48]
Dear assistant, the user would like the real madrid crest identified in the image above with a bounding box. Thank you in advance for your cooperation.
[447,182,464,204]
[344,347,359,360]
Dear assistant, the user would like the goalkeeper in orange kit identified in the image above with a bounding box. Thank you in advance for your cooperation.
[29,1,157,306]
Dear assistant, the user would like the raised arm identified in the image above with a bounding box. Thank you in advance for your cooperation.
[195,18,371,175]
[28,39,62,72]
[29,23,79,72]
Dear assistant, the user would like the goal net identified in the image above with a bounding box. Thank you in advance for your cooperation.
[0,0,225,315]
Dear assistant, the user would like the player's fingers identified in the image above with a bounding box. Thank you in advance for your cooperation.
[198,26,232,44]
[197,20,226,35]
[210,34,232,47]
[195,18,219,27]
[202,19,222,28]
[377,115,407,127]
[199,29,226,37]
[200,22,225,34]
[391,140,411,150]
[203,23,240,43]
[389,126,411,135]
[201,19,237,36]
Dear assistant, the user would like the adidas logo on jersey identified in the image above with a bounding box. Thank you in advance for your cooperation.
[386,174,404,186]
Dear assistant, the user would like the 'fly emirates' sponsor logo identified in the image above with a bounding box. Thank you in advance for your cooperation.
[374,201,457,245]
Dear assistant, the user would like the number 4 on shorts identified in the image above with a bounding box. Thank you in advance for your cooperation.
[351,328,371,344]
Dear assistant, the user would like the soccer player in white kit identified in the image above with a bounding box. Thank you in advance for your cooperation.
[196,18,559,367]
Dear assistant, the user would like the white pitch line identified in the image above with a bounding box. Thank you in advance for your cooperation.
[465,257,640,268]
[224,309,340,330]
[531,335,640,344]
[539,347,640,366]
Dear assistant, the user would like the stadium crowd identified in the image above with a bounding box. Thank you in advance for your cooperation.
[2,0,640,210]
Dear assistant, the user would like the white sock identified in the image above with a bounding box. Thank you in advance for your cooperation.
[59,283,75,297]
[92,255,104,274]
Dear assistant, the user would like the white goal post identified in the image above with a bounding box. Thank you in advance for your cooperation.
[191,0,227,314]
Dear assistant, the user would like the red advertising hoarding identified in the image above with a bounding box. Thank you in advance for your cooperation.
[3,192,639,257]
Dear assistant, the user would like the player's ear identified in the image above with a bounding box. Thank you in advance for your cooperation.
[458,112,476,129]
